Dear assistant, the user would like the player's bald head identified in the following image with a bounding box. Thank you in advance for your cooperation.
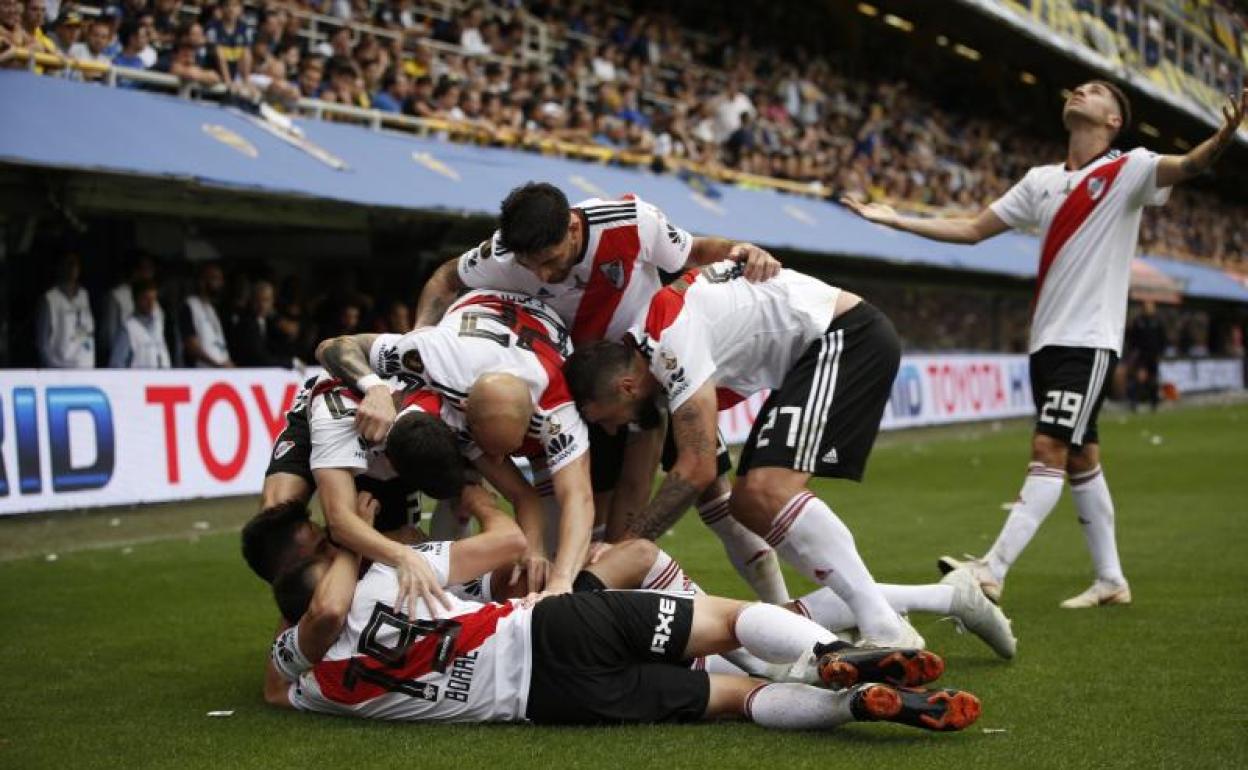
[466,372,533,456]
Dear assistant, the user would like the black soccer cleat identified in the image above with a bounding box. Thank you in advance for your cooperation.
[850,684,981,732]
[817,646,944,689]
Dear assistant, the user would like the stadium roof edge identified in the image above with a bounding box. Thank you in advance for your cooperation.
[951,0,1248,145]
[2,72,1245,304]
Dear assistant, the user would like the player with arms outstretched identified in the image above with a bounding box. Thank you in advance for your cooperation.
[843,82,1246,607]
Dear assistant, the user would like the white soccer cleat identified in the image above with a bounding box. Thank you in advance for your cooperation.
[858,613,925,651]
[1059,580,1132,609]
[941,567,1017,659]
[937,554,1003,604]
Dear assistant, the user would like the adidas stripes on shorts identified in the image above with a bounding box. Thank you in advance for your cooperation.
[737,302,900,481]
[1029,345,1118,447]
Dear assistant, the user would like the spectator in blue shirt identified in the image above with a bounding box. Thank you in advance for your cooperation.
[371,66,408,112]
[205,0,251,82]
[111,19,149,78]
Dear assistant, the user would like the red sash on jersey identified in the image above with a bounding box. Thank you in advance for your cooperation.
[313,601,517,705]
[400,389,442,415]
[1033,155,1129,311]
[571,214,641,345]
[309,377,361,403]
[643,268,700,339]
[450,295,572,411]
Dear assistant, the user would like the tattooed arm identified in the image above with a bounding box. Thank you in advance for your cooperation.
[414,257,467,328]
[314,333,393,442]
[624,382,720,540]
[1156,87,1245,188]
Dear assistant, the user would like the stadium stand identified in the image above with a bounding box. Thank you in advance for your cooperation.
[0,0,1245,371]
[2,0,1245,276]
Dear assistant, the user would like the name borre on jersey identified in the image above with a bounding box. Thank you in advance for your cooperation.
[277,541,534,723]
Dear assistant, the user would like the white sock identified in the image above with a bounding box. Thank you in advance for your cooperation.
[881,584,954,614]
[767,492,901,640]
[733,602,836,663]
[720,648,773,678]
[792,589,856,632]
[793,584,954,631]
[985,464,1065,580]
[1070,466,1126,585]
[693,655,744,675]
[641,548,703,594]
[745,683,854,730]
[700,492,791,604]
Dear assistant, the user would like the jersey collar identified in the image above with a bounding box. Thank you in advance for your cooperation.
[572,208,591,266]
[1064,146,1120,172]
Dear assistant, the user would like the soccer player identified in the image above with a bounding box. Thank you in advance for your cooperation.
[412,183,792,605]
[316,288,595,598]
[263,499,981,731]
[842,82,1247,608]
[564,262,921,648]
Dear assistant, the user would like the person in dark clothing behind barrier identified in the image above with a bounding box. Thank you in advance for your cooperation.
[1126,301,1167,412]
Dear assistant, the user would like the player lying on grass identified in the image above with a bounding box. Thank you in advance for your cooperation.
[263,495,981,731]
[414,182,791,605]
[565,261,921,649]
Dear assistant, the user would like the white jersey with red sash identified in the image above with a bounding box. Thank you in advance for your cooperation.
[630,262,840,412]
[369,290,588,474]
[287,542,534,722]
[456,195,694,345]
[308,375,449,480]
[989,147,1170,355]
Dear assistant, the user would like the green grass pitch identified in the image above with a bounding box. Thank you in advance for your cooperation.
[2,401,1247,768]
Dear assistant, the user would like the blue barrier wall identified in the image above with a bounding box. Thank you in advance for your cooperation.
[3,71,1246,302]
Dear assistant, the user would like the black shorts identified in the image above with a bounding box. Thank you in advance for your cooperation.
[354,475,421,532]
[1030,346,1118,447]
[264,376,317,485]
[525,591,708,725]
[738,302,900,481]
[588,422,731,494]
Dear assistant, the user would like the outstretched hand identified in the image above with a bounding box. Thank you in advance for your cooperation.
[840,195,899,227]
[1217,87,1247,143]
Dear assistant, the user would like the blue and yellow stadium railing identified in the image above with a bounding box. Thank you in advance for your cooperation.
[997,0,1244,120]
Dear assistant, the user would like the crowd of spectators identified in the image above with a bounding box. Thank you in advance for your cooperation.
[27,246,1243,371]
[32,250,413,370]
[4,0,1246,275]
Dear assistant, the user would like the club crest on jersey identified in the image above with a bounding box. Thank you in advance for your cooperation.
[1088,176,1106,201]
[546,417,562,437]
[273,440,295,460]
[600,259,626,290]
[660,351,679,371]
